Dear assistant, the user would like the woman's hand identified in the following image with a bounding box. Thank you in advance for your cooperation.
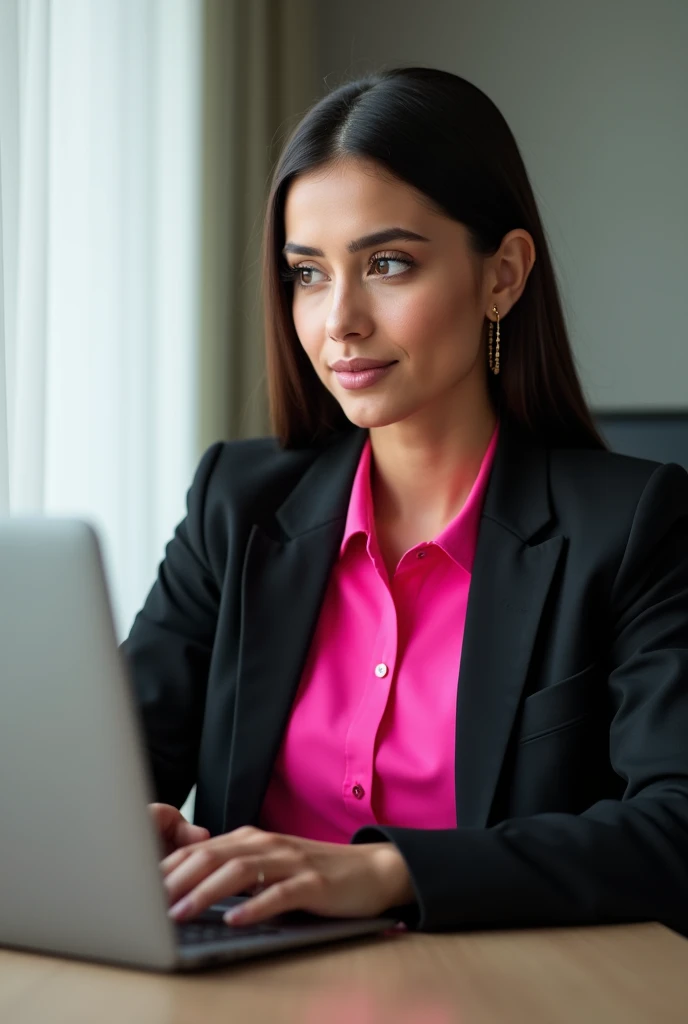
[148,802,211,858]
[161,825,416,927]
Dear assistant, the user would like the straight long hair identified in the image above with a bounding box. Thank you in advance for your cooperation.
[261,66,605,451]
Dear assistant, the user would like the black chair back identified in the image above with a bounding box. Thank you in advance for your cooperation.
[595,412,688,472]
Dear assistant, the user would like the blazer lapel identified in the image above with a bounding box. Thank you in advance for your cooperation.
[454,425,565,828]
[222,429,367,832]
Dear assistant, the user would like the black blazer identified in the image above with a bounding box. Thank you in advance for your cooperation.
[120,422,688,934]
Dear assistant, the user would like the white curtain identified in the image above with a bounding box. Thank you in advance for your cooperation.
[0,0,202,642]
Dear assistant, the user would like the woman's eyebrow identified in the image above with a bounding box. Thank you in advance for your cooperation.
[282,227,431,258]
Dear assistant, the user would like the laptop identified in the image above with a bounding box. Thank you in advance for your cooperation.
[0,517,400,972]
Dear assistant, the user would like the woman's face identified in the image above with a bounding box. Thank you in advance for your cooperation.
[282,156,495,432]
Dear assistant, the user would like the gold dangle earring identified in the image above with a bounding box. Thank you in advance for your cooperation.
[488,306,500,375]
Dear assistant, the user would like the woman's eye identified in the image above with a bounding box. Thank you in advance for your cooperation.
[295,266,325,286]
[370,256,412,277]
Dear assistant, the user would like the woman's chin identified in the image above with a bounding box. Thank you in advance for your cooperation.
[340,404,409,430]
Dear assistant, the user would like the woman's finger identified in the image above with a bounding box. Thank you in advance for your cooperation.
[161,825,281,875]
[161,843,197,875]
[168,852,300,921]
[175,821,210,848]
[164,845,232,907]
[149,803,184,856]
[224,870,323,927]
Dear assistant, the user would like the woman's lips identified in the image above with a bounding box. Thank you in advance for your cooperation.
[333,362,397,390]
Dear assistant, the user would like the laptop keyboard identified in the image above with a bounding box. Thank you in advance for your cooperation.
[176,909,284,946]
[177,921,284,945]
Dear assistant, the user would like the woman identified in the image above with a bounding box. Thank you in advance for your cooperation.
[121,67,688,934]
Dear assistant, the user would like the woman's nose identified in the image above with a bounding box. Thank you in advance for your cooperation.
[325,287,373,342]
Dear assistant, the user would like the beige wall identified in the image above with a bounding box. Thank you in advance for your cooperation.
[313,0,688,410]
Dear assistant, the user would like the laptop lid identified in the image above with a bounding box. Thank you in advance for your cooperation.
[0,517,178,971]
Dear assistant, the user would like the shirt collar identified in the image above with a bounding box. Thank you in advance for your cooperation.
[339,421,500,572]
[339,434,374,556]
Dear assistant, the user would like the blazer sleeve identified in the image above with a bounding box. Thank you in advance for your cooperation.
[119,441,224,809]
[351,462,688,935]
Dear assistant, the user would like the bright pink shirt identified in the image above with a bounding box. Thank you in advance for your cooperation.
[258,423,500,842]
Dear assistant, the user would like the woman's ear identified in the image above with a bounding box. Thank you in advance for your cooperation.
[487,229,537,316]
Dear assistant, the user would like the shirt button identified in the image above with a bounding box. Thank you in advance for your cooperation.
[374,663,388,678]
[352,784,365,799]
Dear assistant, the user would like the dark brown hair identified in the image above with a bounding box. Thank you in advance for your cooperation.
[261,66,605,450]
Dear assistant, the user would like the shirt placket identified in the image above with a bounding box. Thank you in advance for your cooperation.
[342,556,399,824]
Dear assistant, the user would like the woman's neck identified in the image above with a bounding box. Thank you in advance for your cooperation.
[369,402,497,533]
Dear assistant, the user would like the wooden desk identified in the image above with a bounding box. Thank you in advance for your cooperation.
[1,922,687,1024]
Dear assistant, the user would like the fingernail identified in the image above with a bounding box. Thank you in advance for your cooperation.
[169,897,193,920]
[223,907,245,925]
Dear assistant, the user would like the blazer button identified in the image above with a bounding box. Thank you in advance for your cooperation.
[352,784,365,799]
[375,663,388,678]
